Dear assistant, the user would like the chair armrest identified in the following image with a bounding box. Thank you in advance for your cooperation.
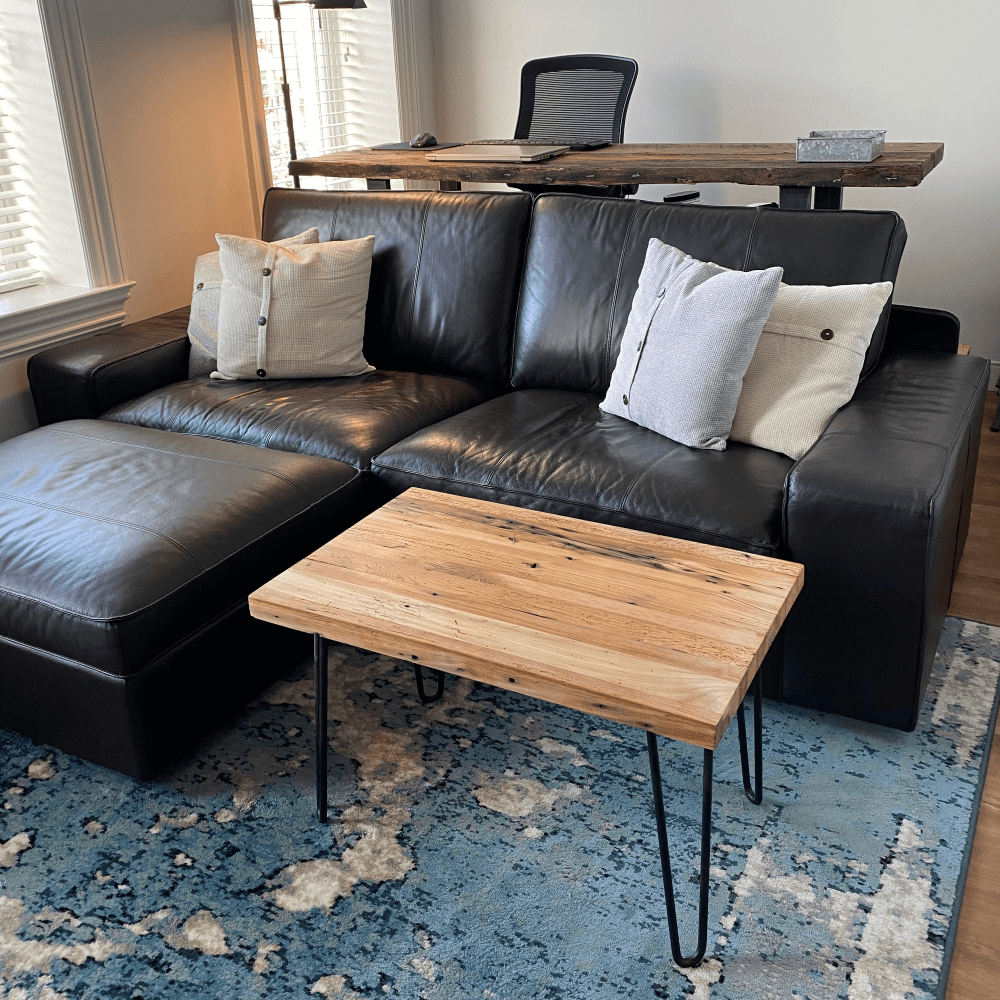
[883,303,961,354]
[28,307,191,425]
[781,350,989,729]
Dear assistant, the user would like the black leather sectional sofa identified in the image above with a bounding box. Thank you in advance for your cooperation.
[3,189,989,778]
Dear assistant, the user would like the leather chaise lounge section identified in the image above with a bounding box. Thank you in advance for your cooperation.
[0,420,372,778]
[10,188,989,779]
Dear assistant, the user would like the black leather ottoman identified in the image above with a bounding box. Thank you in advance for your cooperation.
[0,420,373,778]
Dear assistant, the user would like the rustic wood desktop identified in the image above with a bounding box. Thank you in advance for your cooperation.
[290,141,944,210]
[248,488,804,966]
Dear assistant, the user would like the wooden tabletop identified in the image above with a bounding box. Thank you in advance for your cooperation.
[248,489,804,750]
[291,141,943,189]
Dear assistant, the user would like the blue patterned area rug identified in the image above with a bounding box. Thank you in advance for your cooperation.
[2,618,999,1000]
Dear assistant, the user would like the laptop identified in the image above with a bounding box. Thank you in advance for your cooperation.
[425,144,569,163]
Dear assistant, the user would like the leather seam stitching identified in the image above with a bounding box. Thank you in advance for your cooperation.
[0,482,359,627]
[481,399,593,489]
[603,201,642,387]
[88,337,188,380]
[0,491,206,571]
[742,206,766,271]
[46,427,313,502]
[617,450,675,512]
[406,195,433,342]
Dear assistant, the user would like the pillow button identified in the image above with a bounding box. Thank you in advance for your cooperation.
[636,339,643,352]
[656,288,665,298]
[196,282,204,290]
[256,369,267,378]
[262,267,271,276]
[258,316,267,325]
[821,328,834,340]
[622,394,629,405]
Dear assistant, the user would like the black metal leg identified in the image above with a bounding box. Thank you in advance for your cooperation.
[736,671,763,804]
[813,186,843,210]
[314,633,329,823]
[647,733,713,967]
[990,389,1000,432]
[413,664,446,704]
[779,185,812,210]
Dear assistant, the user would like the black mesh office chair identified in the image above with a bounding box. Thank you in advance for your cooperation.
[508,54,698,202]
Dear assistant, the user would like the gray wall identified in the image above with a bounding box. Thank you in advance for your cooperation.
[429,0,1000,363]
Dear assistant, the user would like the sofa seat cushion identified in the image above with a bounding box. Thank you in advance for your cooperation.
[0,420,369,677]
[101,369,504,471]
[372,390,794,554]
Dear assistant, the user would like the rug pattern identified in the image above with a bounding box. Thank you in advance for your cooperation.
[1,617,998,999]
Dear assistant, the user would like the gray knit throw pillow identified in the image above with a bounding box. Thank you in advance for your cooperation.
[601,238,783,451]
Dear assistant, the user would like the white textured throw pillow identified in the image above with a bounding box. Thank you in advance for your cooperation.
[601,239,783,450]
[729,281,893,459]
[187,228,319,377]
[212,233,376,381]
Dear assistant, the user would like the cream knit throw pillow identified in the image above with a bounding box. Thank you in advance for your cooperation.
[212,233,375,381]
[730,280,893,459]
[187,228,319,378]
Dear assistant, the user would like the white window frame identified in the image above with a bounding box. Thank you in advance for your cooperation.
[231,0,434,201]
[0,0,133,366]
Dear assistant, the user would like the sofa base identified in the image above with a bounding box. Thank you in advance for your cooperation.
[0,604,310,779]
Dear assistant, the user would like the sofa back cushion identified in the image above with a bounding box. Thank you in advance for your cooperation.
[512,196,906,394]
[262,189,532,386]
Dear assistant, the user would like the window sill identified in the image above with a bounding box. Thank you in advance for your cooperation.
[0,280,134,363]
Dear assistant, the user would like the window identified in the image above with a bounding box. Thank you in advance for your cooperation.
[0,87,42,292]
[252,0,401,189]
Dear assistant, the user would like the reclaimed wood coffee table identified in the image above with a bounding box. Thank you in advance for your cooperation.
[248,488,803,966]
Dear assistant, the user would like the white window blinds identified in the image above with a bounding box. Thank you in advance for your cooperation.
[0,90,41,292]
[252,0,400,190]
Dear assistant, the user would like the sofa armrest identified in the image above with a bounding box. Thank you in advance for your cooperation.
[883,303,961,355]
[28,307,191,425]
[781,350,989,730]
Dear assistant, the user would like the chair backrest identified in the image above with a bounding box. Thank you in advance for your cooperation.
[513,54,638,144]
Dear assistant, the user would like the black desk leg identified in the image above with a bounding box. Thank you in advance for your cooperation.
[778,186,812,210]
[366,178,391,190]
[813,186,843,210]
[314,633,329,823]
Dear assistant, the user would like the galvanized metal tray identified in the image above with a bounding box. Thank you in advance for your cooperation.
[796,130,885,162]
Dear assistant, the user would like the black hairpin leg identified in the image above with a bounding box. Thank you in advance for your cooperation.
[314,633,329,823]
[647,733,713,967]
[736,671,763,804]
[413,664,445,704]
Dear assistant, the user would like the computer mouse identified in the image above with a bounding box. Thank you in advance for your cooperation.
[409,132,437,148]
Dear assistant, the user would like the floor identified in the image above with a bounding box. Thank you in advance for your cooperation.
[944,396,1000,1000]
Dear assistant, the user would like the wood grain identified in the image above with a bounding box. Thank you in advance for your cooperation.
[946,394,1000,1000]
[291,141,944,189]
[249,488,803,749]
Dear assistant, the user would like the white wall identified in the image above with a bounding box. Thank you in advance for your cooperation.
[429,0,1000,362]
[77,0,261,324]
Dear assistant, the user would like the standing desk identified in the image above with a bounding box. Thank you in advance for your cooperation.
[290,141,944,210]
